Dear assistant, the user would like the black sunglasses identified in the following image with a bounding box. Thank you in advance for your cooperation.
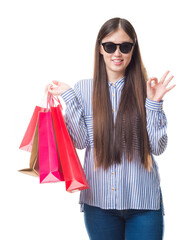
[101,42,134,54]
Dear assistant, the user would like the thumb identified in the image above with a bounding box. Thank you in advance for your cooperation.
[147,78,152,88]
[148,77,158,87]
[52,80,60,86]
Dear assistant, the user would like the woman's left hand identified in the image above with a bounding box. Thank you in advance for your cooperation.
[147,70,176,102]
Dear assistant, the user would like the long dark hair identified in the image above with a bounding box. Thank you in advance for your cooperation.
[92,18,152,171]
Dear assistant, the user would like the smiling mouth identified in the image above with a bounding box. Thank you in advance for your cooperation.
[112,59,123,66]
[112,59,123,62]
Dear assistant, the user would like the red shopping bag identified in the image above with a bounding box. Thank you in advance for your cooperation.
[38,111,64,183]
[19,106,45,152]
[51,105,89,192]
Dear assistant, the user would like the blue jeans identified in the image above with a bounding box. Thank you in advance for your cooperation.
[84,201,164,240]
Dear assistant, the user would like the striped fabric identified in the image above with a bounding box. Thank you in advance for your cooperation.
[61,77,167,216]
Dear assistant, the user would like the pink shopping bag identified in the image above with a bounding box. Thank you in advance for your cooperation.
[38,111,64,183]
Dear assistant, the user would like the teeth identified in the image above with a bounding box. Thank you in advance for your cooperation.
[113,60,122,62]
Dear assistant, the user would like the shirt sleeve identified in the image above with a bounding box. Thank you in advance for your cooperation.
[60,81,89,149]
[145,98,168,155]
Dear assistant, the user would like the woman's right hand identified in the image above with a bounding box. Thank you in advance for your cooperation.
[47,80,71,96]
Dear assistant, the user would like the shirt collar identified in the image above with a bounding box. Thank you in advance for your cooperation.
[108,76,125,89]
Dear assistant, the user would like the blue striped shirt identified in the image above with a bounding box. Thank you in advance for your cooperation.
[61,77,167,216]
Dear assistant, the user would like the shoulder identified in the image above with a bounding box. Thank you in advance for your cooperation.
[74,78,93,93]
[74,79,93,110]
[75,78,93,87]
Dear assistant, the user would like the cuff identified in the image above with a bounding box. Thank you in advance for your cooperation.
[145,98,163,111]
[61,88,76,104]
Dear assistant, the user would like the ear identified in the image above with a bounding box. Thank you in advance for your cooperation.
[99,44,104,55]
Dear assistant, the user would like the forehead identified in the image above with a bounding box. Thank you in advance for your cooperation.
[102,28,132,43]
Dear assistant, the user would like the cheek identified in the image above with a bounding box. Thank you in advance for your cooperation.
[124,54,133,65]
[103,54,111,65]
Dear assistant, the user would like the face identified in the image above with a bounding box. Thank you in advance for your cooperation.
[100,28,134,80]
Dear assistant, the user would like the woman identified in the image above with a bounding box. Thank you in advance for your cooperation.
[48,17,175,240]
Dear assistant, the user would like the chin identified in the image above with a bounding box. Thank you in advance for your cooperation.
[111,66,126,74]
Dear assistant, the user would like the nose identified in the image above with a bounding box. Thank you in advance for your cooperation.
[114,46,122,56]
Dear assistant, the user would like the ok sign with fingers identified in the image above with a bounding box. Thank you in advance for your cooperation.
[147,70,176,102]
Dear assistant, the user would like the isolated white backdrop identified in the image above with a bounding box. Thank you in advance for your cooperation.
[0,0,192,239]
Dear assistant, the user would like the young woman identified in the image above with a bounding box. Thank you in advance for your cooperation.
[48,17,175,240]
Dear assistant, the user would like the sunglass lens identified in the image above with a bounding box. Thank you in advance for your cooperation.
[104,43,116,53]
[120,43,133,53]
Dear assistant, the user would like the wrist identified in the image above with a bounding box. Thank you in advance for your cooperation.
[147,98,162,102]
[145,98,163,111]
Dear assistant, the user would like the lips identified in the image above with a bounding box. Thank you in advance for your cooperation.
[112,59,123,65]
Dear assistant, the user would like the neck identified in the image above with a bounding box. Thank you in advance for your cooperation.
[107,70,124,83]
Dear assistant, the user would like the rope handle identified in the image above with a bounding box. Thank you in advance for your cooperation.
[46,93,63,111]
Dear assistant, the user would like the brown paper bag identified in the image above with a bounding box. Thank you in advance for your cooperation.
[19,121,39,177]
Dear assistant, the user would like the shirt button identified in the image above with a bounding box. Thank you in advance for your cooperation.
[112,109,114,112]
[112,188,115,191]
[112,83,114,86]
[111,172,114,175]
[112,94,115,97]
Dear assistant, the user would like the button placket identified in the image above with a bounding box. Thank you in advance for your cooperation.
[111,166,116,193]
[109,84,117,208]
[112,87,116,123]
[110,164,117,209]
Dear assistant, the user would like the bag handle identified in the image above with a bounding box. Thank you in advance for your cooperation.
[46,93,63,111]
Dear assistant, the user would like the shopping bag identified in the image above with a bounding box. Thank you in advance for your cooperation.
[51,105,89,192]
[19,106,45,152]
[19,120,39,176]
[38,111,64,183]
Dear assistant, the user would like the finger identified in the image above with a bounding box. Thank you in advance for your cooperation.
[148,78,158,87]
[48,87,57,95]
[48,84,54,90]
[160,70,170,83]
[45,84,53,93]
[166,84,176,92]
[151,78,158,86]
[163,75,174,87]
[147,79,152,87]
[149,77,157,81]
[48,88,59,96]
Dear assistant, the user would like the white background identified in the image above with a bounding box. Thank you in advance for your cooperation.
[0,0,192,239]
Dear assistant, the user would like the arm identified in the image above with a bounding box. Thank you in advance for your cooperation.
[48,80,89,149]
[61,82,89,149]
[146,99,167,155]
[146,70,175,155]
